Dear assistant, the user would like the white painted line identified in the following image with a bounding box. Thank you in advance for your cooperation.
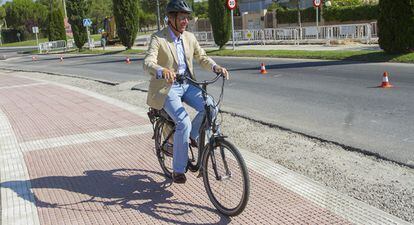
[0,109,40,225]
[19,124,152,153]
[16,75,149,118]
[239,148,411,225]
[0,83,47,90]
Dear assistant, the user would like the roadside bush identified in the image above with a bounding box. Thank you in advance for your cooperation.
[324,5,378,22]
[277,7,317,24]
[1,28,27,43]
[208,0,231,49]
[276,4,378,24]
[378,0,414,53]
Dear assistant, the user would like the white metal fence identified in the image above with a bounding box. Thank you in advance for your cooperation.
[194,23,377,45]
[39,38,97,53]
[38,39,77,53]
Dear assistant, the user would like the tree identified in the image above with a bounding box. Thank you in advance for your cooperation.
[193,0,209,18]
[330,0,364,7]
[4,0,47,34]
[66,0,90,50]
[139,0,167,28]
[88,0,112,33]
[47,9,66,41]
[138,9,156,32]
[140,0,168,18]
[208,0,231,49]
[0,6,6,20]
[378,0,414,53]
[112,0,139,49]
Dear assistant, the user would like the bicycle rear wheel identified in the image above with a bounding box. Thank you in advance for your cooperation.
[154,120,174,178]
[202,139,250,216]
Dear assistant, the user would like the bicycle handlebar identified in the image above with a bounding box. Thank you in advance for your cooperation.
[176,73,223,86]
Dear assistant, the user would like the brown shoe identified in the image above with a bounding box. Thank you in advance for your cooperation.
[189,138,198,148]
[172,172,187,184]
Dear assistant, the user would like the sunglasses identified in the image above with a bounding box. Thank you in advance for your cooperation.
[177,14,192,21]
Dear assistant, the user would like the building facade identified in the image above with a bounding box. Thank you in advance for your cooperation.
[238,0,314,13]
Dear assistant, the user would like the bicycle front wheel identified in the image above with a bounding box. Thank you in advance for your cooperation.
[202,139,250,216]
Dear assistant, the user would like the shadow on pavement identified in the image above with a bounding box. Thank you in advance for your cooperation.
[76,58,144,65]
[19,54,143,65]
[229,60,370,72]
[343,51,408,62]
[1,168,231,225]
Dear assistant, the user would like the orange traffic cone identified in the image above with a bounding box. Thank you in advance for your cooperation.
[59,55,64,62]
[379,72,393,88]
[125,57,131,64]
[260,63,267,74]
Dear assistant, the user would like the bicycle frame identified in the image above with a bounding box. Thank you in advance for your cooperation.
[183,74,228,179]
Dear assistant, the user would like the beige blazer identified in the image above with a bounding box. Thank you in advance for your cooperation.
[143,27,216,110]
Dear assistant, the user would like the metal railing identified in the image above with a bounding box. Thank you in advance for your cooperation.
[38,39,78,53]
[193,23,377,45]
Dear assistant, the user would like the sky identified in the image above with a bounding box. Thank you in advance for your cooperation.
[1,0,11,6]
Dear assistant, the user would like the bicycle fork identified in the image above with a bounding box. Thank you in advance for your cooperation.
[199,137,232,181]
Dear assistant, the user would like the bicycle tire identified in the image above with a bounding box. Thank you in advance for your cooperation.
[154,119,174,179]
[202,139,250,216]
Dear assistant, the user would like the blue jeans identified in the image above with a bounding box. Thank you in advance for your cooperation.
[163,81,215,173]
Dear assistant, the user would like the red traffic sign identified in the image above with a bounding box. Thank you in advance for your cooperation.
[227,0,237,10]
[313,0,322,7]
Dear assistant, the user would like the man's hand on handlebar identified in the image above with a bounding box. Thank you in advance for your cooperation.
[162,68,176,84]
[213,65,230,80]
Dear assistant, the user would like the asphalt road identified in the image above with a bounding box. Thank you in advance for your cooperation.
[1,52,413,167]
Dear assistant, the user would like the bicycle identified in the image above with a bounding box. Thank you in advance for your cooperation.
[147,73,250,216]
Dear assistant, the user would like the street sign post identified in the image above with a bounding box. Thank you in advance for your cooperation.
[32,26,40,52]
[83,19,93,49]
[227,0,236,10]
[227,0,237,50]
[313,0,322,39]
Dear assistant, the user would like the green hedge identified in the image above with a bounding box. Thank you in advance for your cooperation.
[276,4,378,24]
[324,5,378,22]
[276,8,317,24]
[378,0,414,53]
[1,28,27,43]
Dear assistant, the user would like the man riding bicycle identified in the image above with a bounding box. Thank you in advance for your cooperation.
[143,0,229,184]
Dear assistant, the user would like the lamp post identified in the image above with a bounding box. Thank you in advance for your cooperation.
[62,0,67,18]
[156,0,161,31]
[324,1,332,43]
[322,0,332,25]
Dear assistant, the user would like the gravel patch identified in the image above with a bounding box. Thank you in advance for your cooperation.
[17,71,414,223]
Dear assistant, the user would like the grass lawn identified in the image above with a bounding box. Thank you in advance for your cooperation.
[75,48,145,55]
[1,38,48,47]
[206,49,414,63]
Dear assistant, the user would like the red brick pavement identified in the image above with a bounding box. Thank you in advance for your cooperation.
[1,75,352,224]
[24,135,350,225]
[0,78,147,142]
[0,75,38,88]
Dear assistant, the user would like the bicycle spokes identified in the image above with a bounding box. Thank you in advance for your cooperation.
[210,145,233,181]
[203,139,249,216]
